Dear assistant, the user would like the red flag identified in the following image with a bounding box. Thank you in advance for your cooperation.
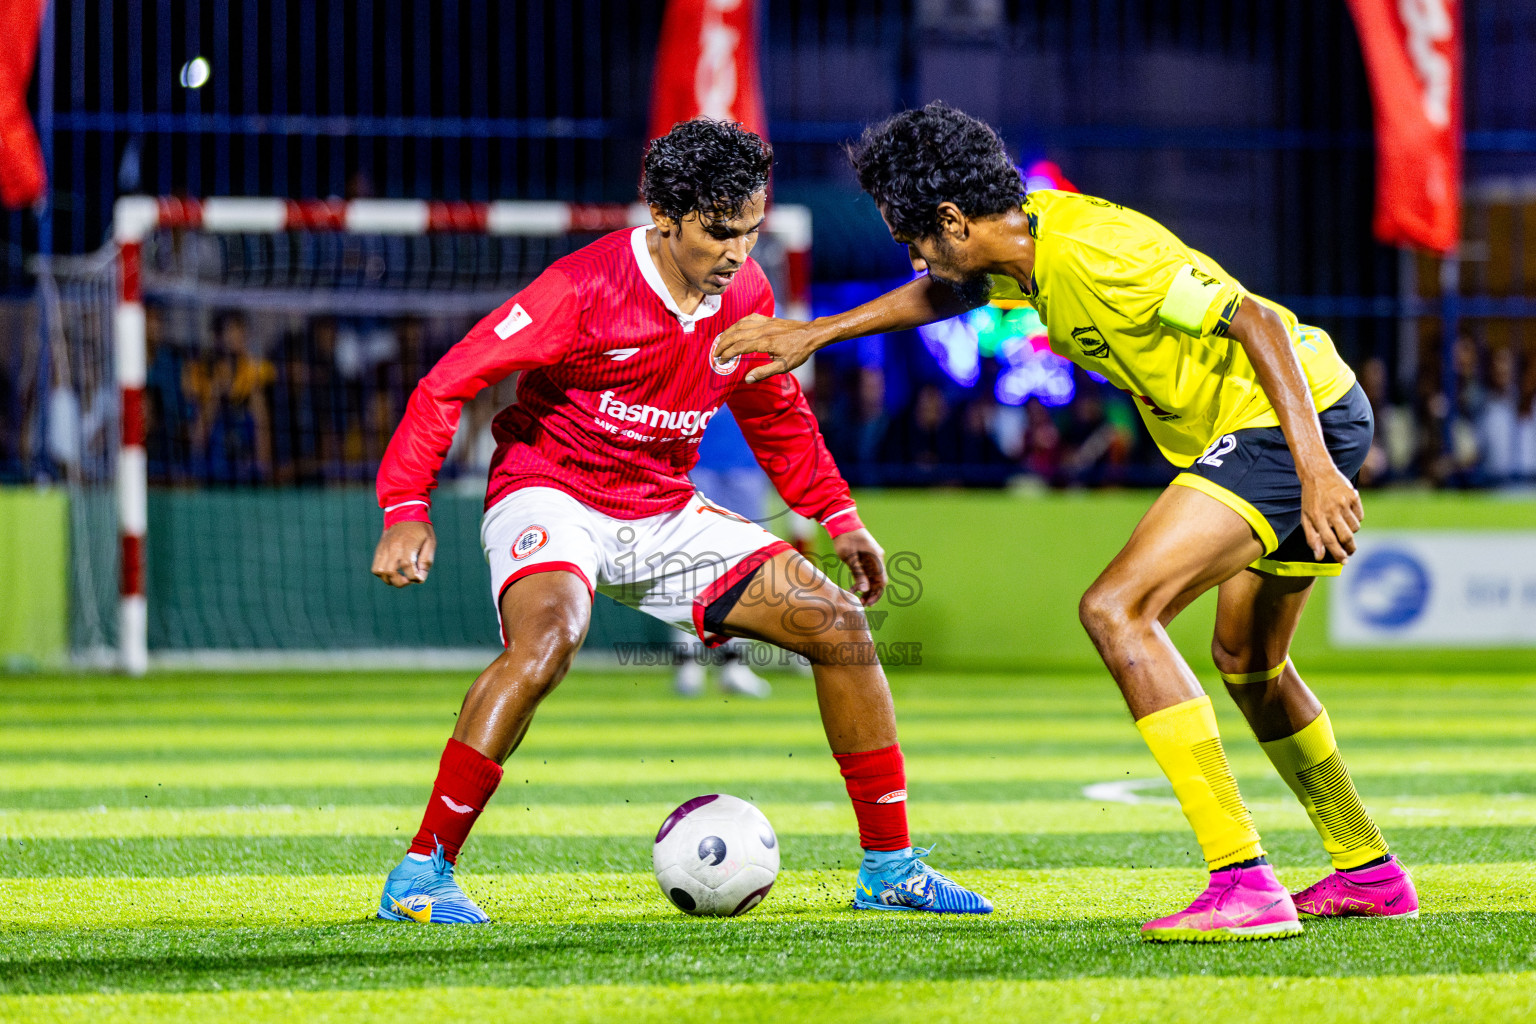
[1346,0,1462,253]
[0,0,47,210]
[649,0,767,143]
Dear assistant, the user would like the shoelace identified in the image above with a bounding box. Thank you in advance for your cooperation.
[880,843,936,882]
[880,844,958,901]
[417,841,467,900]
[1186,868,1252,914]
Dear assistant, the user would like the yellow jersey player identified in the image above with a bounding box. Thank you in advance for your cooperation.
[714,102,1419,942]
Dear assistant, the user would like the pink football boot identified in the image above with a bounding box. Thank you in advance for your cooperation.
[1142,861,1303,942]
[1292,854,1419,920]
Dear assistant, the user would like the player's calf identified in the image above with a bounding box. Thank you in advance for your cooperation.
[719,550,991,914]
[377,572,590,922]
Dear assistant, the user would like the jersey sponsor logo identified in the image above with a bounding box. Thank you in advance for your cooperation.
[493,303,533,340]
[1198,434,1237,468]
[511,524,549,561]
[1071,325,1110,359]
[604,347,641,361]
[440,795,477,814]
[597,390,717,437]
[875,789,908,804]
[1134,393,1178,420]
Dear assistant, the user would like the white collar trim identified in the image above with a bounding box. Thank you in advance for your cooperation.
[630,226,722,333]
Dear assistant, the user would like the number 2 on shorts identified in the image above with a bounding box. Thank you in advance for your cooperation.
[1198,434,1237,468]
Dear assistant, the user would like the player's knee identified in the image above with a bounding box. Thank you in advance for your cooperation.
[1210,634,1253,678]
[793,587,876,664]
[1078,584,1132,641]
[783,583,866,641]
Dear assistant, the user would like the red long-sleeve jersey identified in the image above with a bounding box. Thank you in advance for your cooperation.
[377,226,864,537]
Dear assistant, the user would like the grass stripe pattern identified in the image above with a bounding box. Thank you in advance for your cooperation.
[2,667,1533,1022]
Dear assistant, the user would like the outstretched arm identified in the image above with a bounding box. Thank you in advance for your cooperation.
[1227,298,1361,563]
[372,268,577,587]
[715,274,982,384]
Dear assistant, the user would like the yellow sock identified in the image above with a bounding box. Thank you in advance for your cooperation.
[1136,695,1265,869]
[1259,706,1388,870]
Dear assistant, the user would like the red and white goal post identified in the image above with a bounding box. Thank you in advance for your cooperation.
[108,195,812,675]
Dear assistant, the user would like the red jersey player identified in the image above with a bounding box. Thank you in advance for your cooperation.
[369,119,991,922]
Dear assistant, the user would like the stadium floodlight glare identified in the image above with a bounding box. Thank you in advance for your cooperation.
[178,57,211,90]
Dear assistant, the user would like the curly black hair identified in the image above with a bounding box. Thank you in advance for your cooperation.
[642,118,773,223]
[848,102,1024,240]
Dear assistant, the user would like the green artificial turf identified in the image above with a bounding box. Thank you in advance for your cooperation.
[2,669,1534,1023]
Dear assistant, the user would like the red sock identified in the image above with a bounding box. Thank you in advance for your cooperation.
[409,738,505,863]
[834,743,910,851]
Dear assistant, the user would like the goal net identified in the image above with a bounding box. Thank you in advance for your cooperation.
[71,196,810,674]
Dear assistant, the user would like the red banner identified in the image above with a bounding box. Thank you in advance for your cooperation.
[1346,0,1462,253]
[0,0,47,210]
[648,0,767,143]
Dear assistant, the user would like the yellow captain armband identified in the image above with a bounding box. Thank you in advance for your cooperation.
[1158,263,1228,336]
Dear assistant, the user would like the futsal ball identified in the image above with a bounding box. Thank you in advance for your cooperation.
[653,794,779,917]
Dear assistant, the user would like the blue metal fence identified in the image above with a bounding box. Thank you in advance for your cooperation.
[6,0,1536,484]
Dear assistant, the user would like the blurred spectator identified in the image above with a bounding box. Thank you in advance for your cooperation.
[1419,333,1483,486]
[1358,357,1415,486]
[1448,333,1487,484]
[956,394,1009,482]
[1058,382,1134,486]
[1021,399,1062,480]
[368,316,431,466]
[1479,346,1519,483]
[271,322,339,485]
[0,344,17,479]
[1518,344,1536,481]
[881,383,960,473]
[335,317,398,474]
[45,337,113,482]
[143,304,188,482]
[184,311,273,483]
[855,367,891,465]
[117,304,1536,495]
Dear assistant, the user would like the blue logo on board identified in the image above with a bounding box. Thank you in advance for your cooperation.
[1348,548,1431,629]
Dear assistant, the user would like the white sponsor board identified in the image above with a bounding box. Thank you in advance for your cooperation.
[1330,532,1536,647]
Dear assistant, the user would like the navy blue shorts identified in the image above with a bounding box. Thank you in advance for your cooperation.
[1173,383,1373,577]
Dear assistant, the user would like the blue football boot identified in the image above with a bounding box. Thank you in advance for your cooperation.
[377,842,490,924]
[852,845,993,914]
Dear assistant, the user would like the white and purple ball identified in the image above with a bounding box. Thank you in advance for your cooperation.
[652,794,779,917]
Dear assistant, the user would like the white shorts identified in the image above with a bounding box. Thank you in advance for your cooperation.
[482,486,792,647]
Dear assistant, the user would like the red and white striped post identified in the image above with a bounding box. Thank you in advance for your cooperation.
[112,197,160,676]
[109,195,810,673]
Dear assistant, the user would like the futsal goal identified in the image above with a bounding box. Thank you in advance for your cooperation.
[56,195,810,674]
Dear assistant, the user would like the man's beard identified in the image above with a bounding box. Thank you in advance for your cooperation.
[935,269,993,307]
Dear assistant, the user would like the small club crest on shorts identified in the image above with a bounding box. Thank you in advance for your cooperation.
[511,524,549,561]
